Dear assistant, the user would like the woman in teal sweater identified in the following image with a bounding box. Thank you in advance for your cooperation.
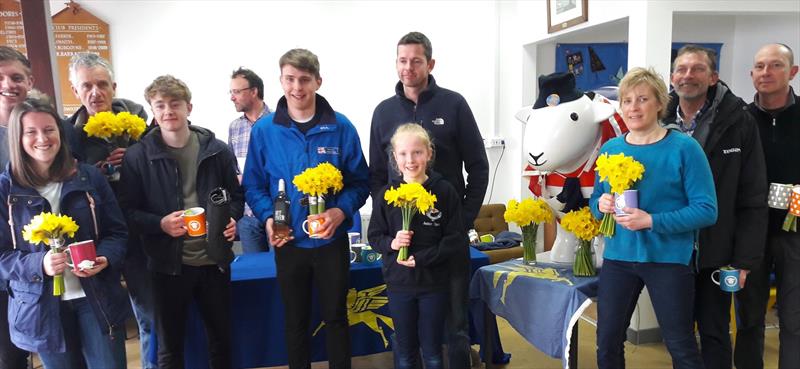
[589,67,717,369]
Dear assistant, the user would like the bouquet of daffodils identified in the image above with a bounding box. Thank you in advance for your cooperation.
[384,183,437,261]
[83,111,147,146]
[504,198,553,264]
[560,207,600,276]
[594,153,645,237]
[292,162,344,215]
[21,213,79,296]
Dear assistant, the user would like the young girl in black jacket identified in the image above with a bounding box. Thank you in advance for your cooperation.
[368,123,466,369]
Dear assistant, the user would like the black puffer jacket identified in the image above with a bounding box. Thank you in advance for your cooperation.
[663,81,768,270]
[368,172,466,292]
[118,126,243,275]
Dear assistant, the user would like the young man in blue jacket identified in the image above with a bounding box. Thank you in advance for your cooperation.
[120,75,242,369]
[242,49,369,369]
[369,32,489,368]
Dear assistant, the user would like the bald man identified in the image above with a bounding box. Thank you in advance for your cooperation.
[740,43,800,369]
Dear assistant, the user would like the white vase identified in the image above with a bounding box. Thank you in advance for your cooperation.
[550,222,578,264]
[592,236,605,268]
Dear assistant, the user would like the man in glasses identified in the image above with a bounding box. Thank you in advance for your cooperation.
[228,67,270,253]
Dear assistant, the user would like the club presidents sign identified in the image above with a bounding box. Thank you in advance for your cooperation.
[52,3,111,116]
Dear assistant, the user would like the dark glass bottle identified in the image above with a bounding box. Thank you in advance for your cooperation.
[273,179,291,239]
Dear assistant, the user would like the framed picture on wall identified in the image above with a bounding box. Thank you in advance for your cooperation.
[547,0,589,33]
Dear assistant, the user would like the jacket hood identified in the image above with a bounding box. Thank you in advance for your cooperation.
[664,81,738,129]
[139,124,223,160]
[388,170,445,190]
[72,98,147,128]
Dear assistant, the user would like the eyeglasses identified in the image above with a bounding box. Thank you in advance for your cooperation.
[229,86,254,96]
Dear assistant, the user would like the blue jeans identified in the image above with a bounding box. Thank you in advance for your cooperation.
[124,259,156,369]
[387,289,447,369]
[597,259,703,369]
[237,215,268,253]
[38,298,126,369]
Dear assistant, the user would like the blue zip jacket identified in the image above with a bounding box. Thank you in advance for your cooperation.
[0,163,130,352]
[243,94,369,248]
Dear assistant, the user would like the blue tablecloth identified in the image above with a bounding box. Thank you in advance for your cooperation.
[470,259,599,369]
[182,247,492,368]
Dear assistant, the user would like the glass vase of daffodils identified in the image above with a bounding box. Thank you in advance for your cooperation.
[21,213,79,296]
[594,153,645,237]
[504,198,553,265]
[560,207,601,276]
[292,162,344,216]
[384,183,437,261]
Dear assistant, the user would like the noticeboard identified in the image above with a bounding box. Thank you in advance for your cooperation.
[52,2,111,116]
[0,0,26,56]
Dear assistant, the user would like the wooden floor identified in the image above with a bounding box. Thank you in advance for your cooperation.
[100,303,779,369]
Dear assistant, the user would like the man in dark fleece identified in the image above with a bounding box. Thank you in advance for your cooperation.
[743,43,800,369]
[369,31,489,368]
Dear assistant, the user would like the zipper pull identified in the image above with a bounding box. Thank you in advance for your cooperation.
[772,117,777,142]
[109,325,114,339]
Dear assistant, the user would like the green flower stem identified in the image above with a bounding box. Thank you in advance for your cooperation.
[521,224,538,265]
[398,205,414,261]
[783,214,797,232]
[318,196,326,213]
[600,213,616,237]
[50,242,64,296]
[573,240,596,277]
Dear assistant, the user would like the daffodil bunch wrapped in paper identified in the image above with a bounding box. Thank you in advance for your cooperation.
[594,153,645,237]
[384,183,437,261]
[21,213,79,296]
[504,198,553,265]
[560,207,600,276]
[292,162,344,215]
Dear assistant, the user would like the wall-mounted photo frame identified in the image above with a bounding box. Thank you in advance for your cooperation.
[547,0,588,34]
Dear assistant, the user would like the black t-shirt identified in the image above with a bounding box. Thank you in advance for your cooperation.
[292,109,322,135]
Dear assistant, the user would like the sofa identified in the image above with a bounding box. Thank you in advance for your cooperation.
[473,204,524,264]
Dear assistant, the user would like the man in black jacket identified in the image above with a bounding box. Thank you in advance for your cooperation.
[663,45,768,369]
[119,75,243,369]
[369,32,489,368]
[743,43,800,369]
[66,52,158,369]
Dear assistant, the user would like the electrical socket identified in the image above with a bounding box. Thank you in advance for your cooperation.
[484,137,505,148]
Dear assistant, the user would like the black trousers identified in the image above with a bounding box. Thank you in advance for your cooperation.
[694,268,734,369]
[735,231,800,369]
[445,250,472,369]
[0,290,27,369]
[152,265,231,369]
[275,237,351,369]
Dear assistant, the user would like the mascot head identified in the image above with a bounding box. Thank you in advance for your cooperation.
[516,72,616,174]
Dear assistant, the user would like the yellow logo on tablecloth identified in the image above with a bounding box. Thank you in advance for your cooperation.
[313,284,395,347]
[492,264,573,304]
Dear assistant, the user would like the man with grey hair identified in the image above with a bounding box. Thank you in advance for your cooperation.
[744,43,800,369]
[663,44,768,369]
[67,52,155,369]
